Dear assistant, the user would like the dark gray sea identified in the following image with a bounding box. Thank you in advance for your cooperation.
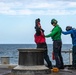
[0,44,72,65]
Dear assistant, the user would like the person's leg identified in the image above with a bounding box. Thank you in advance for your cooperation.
[72,46,76,67]
[42,43,52,69]
[58,41,64,69]
[44,50,52,69]
[37,43,52,68]
[59,51,64,68]
[37,43,41,48]
[53,50,61,68]
[58,51,64,68]
[53,41,61,68]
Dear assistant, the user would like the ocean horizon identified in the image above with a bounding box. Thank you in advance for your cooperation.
[0,44,72,65]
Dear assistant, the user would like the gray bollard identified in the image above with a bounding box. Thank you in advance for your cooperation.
[12,48,51,75]
[1,57,10,64]
[18,48,44,66]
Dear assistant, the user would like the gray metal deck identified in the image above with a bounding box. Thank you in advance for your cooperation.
[0,67,76,75]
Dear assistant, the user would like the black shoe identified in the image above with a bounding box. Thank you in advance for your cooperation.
[48,66,53,69]
[59,66,64,69]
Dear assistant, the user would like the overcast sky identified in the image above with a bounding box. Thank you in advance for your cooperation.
[0,0,76,44]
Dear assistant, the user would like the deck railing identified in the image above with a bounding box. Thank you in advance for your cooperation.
[62,49,72,65]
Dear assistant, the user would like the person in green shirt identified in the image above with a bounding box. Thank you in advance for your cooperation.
[45,19,64,69]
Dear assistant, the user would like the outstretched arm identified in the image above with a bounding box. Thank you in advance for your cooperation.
[62,30,73,35]
[45,26,59,38]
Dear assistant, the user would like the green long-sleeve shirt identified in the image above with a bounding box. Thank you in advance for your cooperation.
[45,25,62,41]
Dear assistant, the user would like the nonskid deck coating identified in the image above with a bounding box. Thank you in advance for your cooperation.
[0,68,76,75]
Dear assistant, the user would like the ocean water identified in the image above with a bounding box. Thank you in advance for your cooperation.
[0,44,72,65]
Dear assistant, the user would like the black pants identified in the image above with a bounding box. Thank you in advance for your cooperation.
[53,40,64,69]
[37,43,52,69]
[72,46,76,67]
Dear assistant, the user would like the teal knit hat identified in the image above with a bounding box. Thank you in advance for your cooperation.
[51,19,58,24]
